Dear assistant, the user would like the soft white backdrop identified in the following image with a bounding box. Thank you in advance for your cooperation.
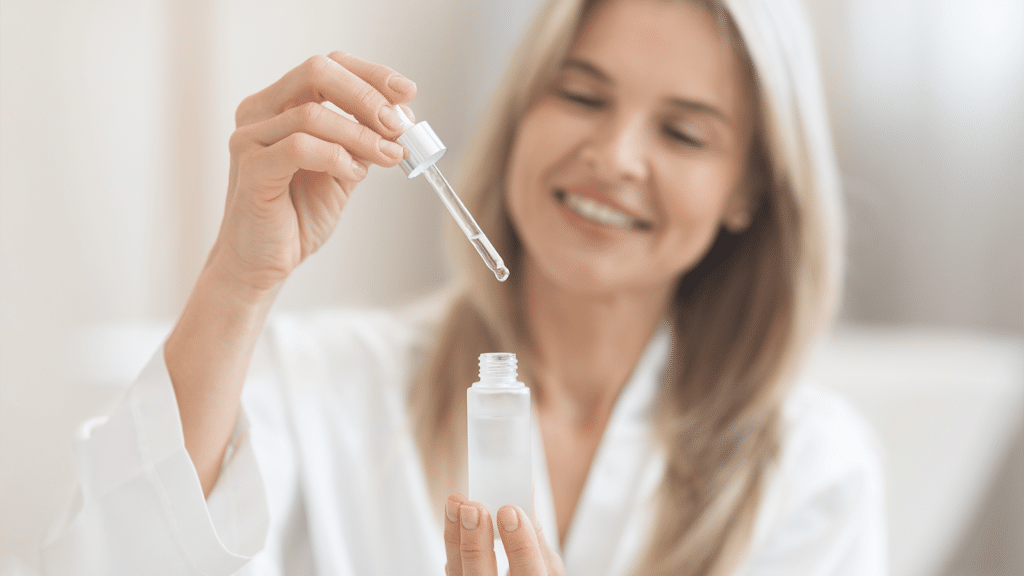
[1,0,1021,575]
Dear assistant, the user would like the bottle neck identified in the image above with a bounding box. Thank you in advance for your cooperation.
[476,352,522,387]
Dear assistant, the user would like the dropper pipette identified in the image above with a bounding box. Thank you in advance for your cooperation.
[392,106,509,282]
[422,163,509,281]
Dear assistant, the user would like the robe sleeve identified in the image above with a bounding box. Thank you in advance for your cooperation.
[40,345,270,576]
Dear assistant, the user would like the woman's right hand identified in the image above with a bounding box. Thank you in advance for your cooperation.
[166,53,415,497]
[212,51,416,297]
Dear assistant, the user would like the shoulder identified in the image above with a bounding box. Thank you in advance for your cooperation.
[769,384,885,515]
[778,385,883,480]
[739,385,888,574]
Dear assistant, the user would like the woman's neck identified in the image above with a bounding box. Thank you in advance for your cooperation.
[523,261,672,427]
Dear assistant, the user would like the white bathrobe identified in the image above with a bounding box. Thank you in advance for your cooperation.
[41,300,887,575]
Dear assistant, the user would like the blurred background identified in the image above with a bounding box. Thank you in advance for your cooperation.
[1,0,1021,575]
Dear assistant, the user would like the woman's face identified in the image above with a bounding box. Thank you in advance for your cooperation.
[506,0,755,300]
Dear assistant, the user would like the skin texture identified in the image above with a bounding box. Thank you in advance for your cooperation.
[503,0,755,553]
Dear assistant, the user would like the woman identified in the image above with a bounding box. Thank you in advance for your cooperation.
[43,0,885,575]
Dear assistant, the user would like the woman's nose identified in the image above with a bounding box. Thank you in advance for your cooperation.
[580,113,649,184]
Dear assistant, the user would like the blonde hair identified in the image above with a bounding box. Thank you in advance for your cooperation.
[408,0,843,574]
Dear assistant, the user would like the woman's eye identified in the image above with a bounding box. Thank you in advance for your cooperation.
[557,90,605,109]
[662,125,704,149]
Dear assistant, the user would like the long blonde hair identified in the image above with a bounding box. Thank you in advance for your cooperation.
[408,0,843,574]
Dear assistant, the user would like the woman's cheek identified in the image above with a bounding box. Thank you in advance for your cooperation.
[506,106,583,213]
[662,157,738,222]
[527,99,594,152]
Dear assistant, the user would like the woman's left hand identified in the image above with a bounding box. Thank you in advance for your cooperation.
[444,494,566,576]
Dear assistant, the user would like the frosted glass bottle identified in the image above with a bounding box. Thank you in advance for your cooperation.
[468,353,532,531]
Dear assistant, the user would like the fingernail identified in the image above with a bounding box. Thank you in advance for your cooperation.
[351,160,367,179]
[502,508,519,533]
[460,505,478,530]
[378,105,401,131]
[388,75,416,94]
[378,139,405,159]
[446,499,458,523]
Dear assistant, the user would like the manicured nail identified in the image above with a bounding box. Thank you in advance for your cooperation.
[378,105,401,131]
[460,505,478,530]
[351,161,367,179]
[378,139,405,159]
[501,508,519,533]
[446,499,458,523]
[388,75,416,94]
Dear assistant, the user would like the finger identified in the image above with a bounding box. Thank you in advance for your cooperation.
[290,167,358,224]
[445,494,469,576]
[496,506,546,576]
[532,517,567,575]
[233,102,405,167]
[328,51,417,104]
[460,502,497,576]
[239,132,365,201]
[237,54,410,138]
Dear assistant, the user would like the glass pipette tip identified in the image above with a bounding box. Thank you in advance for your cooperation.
[423,163,509,282]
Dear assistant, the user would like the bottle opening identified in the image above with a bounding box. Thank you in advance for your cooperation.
[478,353,518,385]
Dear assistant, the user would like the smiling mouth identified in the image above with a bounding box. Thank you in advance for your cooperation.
[554,189,652,231]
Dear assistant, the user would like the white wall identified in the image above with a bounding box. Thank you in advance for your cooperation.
[1,3,177,568]
[1,0,1021,574]
[805,0,1024,335]
[803,5,1024,571]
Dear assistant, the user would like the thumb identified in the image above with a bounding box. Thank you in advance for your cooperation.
[497,506,546,575]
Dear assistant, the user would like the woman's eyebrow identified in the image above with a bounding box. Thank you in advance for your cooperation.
[667,97,731,125]
[562,58,613,83]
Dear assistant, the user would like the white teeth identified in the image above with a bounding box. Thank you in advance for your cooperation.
[556,190,646,229]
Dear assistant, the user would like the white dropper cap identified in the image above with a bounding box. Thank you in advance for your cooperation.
[394,106,446,178]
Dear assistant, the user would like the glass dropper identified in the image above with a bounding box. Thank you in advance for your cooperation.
[393,106,509,282]
[422,163,509,281]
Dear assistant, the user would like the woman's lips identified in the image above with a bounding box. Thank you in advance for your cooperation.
[553,189,653,231]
